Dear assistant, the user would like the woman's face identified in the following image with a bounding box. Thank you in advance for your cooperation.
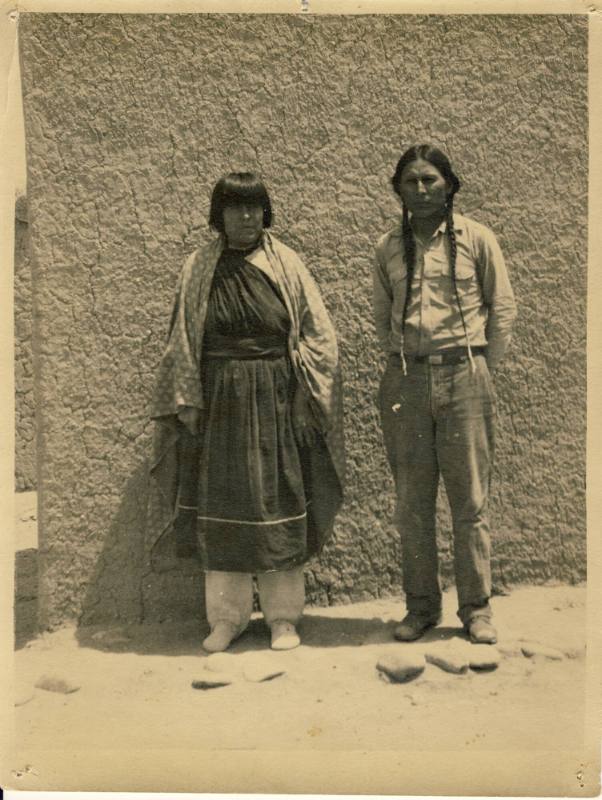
[223,203,264,249]
[398,158,451,220]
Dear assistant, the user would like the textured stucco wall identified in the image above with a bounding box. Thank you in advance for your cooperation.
[19,13,587,630]
[14,195,37,492]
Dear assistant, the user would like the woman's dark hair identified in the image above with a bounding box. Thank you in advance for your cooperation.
[209,172,272,232]
[390,145,467,350]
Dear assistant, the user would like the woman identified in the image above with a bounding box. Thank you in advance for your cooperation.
[149,173,344,653]
[373,145,516,644]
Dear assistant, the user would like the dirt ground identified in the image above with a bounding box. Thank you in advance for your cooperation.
[9,492,592,790]
[13,584,586,756]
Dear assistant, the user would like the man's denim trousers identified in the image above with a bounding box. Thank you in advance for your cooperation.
[378,352,496,625]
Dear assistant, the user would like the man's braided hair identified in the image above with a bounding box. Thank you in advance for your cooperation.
[390,145,465,336]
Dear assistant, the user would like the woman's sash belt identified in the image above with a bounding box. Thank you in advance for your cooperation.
[202,333,287,360]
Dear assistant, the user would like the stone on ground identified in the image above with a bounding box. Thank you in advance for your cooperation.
[425,642,469,674]
[35,674,81,694]
[376,651,425,683]
[520,641,565,660]
[468,645,501,671]
[204,652,237,673]
[191,671,234,690]
[497,641,523,658]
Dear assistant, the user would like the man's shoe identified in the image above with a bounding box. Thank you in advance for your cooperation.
[394,613,442,642]
[467,618,497,644]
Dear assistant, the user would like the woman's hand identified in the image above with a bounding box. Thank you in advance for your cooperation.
[292,387,320,448]
[177,406,201,436]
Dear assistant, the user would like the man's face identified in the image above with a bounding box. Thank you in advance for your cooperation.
[399,158,450,220]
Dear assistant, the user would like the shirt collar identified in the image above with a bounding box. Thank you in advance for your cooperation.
[416,214,464,237]
[390,213,463,238]
[429,218,448,239]
[388,214,463,244]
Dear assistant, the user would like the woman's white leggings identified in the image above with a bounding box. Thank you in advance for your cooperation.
[205,567,305,635]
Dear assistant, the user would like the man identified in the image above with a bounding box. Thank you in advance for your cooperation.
[373,144,517,644]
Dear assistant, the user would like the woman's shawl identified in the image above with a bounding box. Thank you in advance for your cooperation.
[147,232,345,571]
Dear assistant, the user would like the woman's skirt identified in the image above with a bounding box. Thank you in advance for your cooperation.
[196,348,308,573]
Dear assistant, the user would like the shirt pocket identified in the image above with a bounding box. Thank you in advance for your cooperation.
[427,247,476,283]
[425,249,447,278]
[446,249,481,308]
[453,249,478,284]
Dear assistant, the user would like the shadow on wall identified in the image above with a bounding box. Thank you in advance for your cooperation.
[77,462,205,629]
[14,491,39,648]
[16,464,207,645]
[15,548,38,648]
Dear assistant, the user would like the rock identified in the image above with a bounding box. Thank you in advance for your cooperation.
[425,652,469,674]
[497,641,523,658]
[204,652,237,673]
[376,651,425,683]
[191,671,234,690]
[243,665,285,683]
[201,652,242,684]
[520,641,565,660]
[425,643,469,674]
[15,687,36,707]
[35,674,81,694]
[468,645,501,671]
[242,655,286,683]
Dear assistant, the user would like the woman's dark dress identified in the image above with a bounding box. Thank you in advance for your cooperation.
[196,246,308,573]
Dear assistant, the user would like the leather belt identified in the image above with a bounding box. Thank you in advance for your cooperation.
[404,347,485,366]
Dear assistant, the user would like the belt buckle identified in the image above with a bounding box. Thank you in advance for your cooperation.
[429,354,444,365]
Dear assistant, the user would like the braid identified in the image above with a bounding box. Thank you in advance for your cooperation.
[447,197,458,295]
[390,143,470,371]
[401,204,415,333]
[447,197,475,371]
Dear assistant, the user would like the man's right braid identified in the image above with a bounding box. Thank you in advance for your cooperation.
[401,204,415,334]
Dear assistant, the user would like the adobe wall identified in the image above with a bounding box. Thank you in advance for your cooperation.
[19,13,587,628]
[14,196,36,492]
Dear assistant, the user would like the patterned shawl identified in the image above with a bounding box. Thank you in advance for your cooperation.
[147,232,345,571]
